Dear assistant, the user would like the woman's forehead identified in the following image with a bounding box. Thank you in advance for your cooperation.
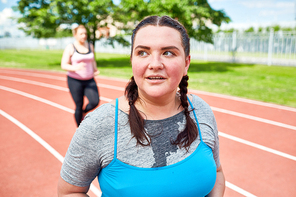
[76,27,86,33]
[134,25,182,46]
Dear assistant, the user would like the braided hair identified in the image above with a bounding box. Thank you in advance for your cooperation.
[125,16,198,149]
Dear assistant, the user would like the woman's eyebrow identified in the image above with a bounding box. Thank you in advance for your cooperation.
[135,45,180,51]
[134,45,150,50]
[161,46,180,51]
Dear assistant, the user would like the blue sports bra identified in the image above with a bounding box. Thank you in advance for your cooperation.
[98,98,217,197]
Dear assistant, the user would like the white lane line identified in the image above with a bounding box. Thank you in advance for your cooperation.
[225,181,257,197]
[189,89,296,113]
[219,132,296,161]
[97,83,125,91]
[0,109,65,163]
[1,69,295,112]
[0,86,276,196]
[0,109,102,196]
[0,69,129,83]
[0,73,125,92]
[2,75,295,131]
[0,76,112,102]
[212,107,296,131]
[0,85,74,113]
[0,75,69,91]
[0,70,66,80]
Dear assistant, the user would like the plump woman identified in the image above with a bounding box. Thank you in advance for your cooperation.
[61,25,100,127]
[58,16,225,197]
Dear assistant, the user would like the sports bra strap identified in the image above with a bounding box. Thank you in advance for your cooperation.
[114,98,119,158]
[187,96,203,142]
[88,42,91,52]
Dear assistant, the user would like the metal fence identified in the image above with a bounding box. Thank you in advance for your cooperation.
[1,31,295,66]
[190,31,296,66]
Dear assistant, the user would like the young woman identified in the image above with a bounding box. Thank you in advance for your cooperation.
[61,25,100,127]
[58,16,225,196]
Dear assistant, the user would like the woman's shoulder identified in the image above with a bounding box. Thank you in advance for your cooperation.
[190,94,211,110]
[87,102,116,121]
[64,43,75,54]
[110,96,129,114]
[84,97,128,124]
[76,103,116,139]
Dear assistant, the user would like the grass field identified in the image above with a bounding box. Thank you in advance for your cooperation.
[1,49,295,108]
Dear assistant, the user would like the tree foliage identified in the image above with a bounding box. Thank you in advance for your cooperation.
[114,0,231,43]
[16,0,122,47]
[16,0,231,46]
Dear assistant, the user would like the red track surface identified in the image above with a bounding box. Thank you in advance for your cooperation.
[0,68,295,197]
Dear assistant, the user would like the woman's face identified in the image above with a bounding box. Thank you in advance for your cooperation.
[131,25,190,101]
[75,27,87,43]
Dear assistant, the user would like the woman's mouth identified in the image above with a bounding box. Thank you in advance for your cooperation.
[147,76,165,80]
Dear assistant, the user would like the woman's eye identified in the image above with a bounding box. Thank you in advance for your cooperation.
[163,51,174,56]
[138,51,148,56]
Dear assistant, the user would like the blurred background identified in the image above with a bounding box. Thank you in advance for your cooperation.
[1,0,296,66]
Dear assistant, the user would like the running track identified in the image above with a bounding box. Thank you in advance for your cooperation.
[0,68,295,197]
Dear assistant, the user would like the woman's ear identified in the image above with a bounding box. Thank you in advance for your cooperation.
[184,55,191,76]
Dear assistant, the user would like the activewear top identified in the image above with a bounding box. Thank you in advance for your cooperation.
[98,98,217,197]
[60,94,220,195]
[68,43,95,80]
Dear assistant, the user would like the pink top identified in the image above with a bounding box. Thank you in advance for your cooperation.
[68,44,95,80]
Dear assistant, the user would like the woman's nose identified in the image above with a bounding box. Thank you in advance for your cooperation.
[148,55,164,70]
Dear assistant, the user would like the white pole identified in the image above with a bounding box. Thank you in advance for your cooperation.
[232,31,236,62]
[267,29,274,66]
[204,42,208,61]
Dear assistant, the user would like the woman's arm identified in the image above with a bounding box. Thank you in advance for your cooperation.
[61,44,85,72]
[57,176,90,197]
[207,165,225,197]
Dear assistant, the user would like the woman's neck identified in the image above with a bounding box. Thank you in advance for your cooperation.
[135,93,183,120]
[74,41,88,53]
[75,40,87,47]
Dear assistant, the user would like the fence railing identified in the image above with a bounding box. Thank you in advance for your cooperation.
[190,31,296,66]
[1,31,295,66]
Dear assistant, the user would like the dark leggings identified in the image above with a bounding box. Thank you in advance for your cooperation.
[67,76,100,126]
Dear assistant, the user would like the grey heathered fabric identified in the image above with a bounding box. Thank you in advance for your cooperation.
[60,94,220,187]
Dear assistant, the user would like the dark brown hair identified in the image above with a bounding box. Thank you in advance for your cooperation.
[125,16,198,150]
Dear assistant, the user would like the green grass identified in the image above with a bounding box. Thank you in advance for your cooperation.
[1,49,296,108]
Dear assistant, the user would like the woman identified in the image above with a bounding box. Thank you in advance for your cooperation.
[58,16,225,196]
[61,25,100,127]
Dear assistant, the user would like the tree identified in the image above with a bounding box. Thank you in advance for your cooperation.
[114,0,231,43]
[244,27,254,33]
[16,0,230,46]
[16,0,129,47]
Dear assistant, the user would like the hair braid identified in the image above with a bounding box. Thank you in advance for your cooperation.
[125,77,150,146]
[172,75,198,150]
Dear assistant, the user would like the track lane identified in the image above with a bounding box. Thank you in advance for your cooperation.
[0,113,62,197]
[219,137,296,197]
[189,89,296,126]
[0,90,100,197]
[214,112,296,156]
